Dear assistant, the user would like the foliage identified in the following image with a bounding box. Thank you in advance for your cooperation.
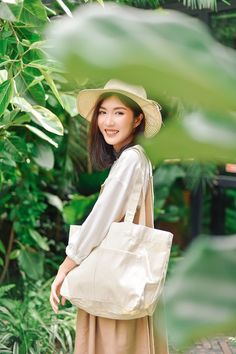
[225,189,236,234]
[153,160,218,224]
[165,234,236,349]
[46,2,236,163]
[0,0,92,284]
[211,10,236,48]
[63,192,99,225]
[0,278,76,354]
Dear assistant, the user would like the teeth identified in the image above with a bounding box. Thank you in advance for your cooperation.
[105,130,119,136]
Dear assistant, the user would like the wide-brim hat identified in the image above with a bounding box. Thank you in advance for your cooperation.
[77,79,162,138]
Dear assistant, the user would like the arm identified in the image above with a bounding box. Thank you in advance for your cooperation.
[65,149,143,265]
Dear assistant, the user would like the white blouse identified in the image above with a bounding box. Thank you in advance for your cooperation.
[65,144,151,265]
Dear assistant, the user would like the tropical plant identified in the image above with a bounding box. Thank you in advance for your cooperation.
[0,278,76,353]
[0,0,93,284]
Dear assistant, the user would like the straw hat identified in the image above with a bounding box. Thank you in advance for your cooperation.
[77,79,162,138]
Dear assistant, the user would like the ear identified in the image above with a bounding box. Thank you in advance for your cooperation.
[134,113,144,128]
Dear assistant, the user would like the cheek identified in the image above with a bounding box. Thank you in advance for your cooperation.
[97,116,103,130]
[121,116,134,132]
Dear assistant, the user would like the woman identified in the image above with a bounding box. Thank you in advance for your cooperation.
[50,79,169,354]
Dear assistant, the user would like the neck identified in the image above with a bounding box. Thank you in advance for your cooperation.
[113,141,136,160]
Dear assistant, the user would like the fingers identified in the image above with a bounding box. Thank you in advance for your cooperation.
[50,283,67,313]
[61,296,67,306]
[50,291,59,313]
[50,283,60,313]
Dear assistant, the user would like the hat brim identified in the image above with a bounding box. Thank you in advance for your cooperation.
[77,87,162,138]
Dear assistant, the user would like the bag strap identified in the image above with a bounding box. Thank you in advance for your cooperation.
[138,157,154,227]
[124,146,153,224]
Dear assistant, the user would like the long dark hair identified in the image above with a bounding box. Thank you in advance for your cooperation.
[88,92,145,170]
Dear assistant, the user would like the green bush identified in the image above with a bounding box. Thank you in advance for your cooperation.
[0,278,76,354]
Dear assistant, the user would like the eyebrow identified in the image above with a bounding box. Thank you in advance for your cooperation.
[99,106,127,110]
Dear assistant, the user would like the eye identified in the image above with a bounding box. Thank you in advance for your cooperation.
[98,110,106,115]
[116,111,124,115]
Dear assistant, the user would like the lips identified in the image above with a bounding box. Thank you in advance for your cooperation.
[105,129,119,136]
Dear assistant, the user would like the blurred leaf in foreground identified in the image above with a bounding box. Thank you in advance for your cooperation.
[45,2,236,112]
[140,109,236,163]
[45,2,236,162]
[164,234,236,349]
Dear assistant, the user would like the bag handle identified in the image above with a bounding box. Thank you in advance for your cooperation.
[124,146,153,224]
[138,158,154,227]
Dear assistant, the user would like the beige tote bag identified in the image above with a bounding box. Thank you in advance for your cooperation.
[60,147,173,320]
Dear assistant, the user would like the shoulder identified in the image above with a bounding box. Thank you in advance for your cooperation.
[119,147,141,166]
[102,145,150,189]
[108,145,150,178]
[120,144,150,170]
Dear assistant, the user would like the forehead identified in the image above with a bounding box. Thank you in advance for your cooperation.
[100,95,127,108]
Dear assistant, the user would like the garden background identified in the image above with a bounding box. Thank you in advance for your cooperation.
[0,0,236,353]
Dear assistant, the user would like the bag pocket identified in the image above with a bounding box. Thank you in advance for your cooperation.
[92,247,150,311]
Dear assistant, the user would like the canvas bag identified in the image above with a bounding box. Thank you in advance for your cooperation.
[60,146,173,320]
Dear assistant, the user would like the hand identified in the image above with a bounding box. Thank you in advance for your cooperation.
[50,270,67,313]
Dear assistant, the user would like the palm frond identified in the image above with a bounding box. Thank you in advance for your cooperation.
[181,0,218,10]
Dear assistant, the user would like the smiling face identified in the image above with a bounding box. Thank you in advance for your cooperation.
[97,95,143,152]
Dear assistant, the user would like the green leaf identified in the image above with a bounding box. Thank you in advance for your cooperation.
[0,69,8,83]
[96,0,104,5]
[11,113,31,125]
[40,69,64,108]
[11,96,32,112]
[12,96,64,135]
[19,0,48,26]
[29,229,49,251]
[0,109,26,128]
[29,40,48,50]
[164,235,236,349]
[0,240,6,255]
[27,59,65,73]
[55,0,72,18]
[18,247,44,280]
[63,194,98,224]
[13,341,19,354]
[61,93,77,117]
[141,110,236,163]
[15,71,45,106]
[0,79,14,117]
[0,3,20,22]
[0,39,8,56]
[0,284,15,298]
[0,1,47,25]
[44,192,63,212]
[31,105,64,135]
[3,135,26,162]
[46,4,236,112]
[9,249,19,260]
[24,124,58,148]
[154,164,185,188]
[32,142,54,170]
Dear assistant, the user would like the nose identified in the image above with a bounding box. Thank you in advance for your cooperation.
[104,113,115,126]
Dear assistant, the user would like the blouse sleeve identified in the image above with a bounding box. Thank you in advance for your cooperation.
[65,149,143,265]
